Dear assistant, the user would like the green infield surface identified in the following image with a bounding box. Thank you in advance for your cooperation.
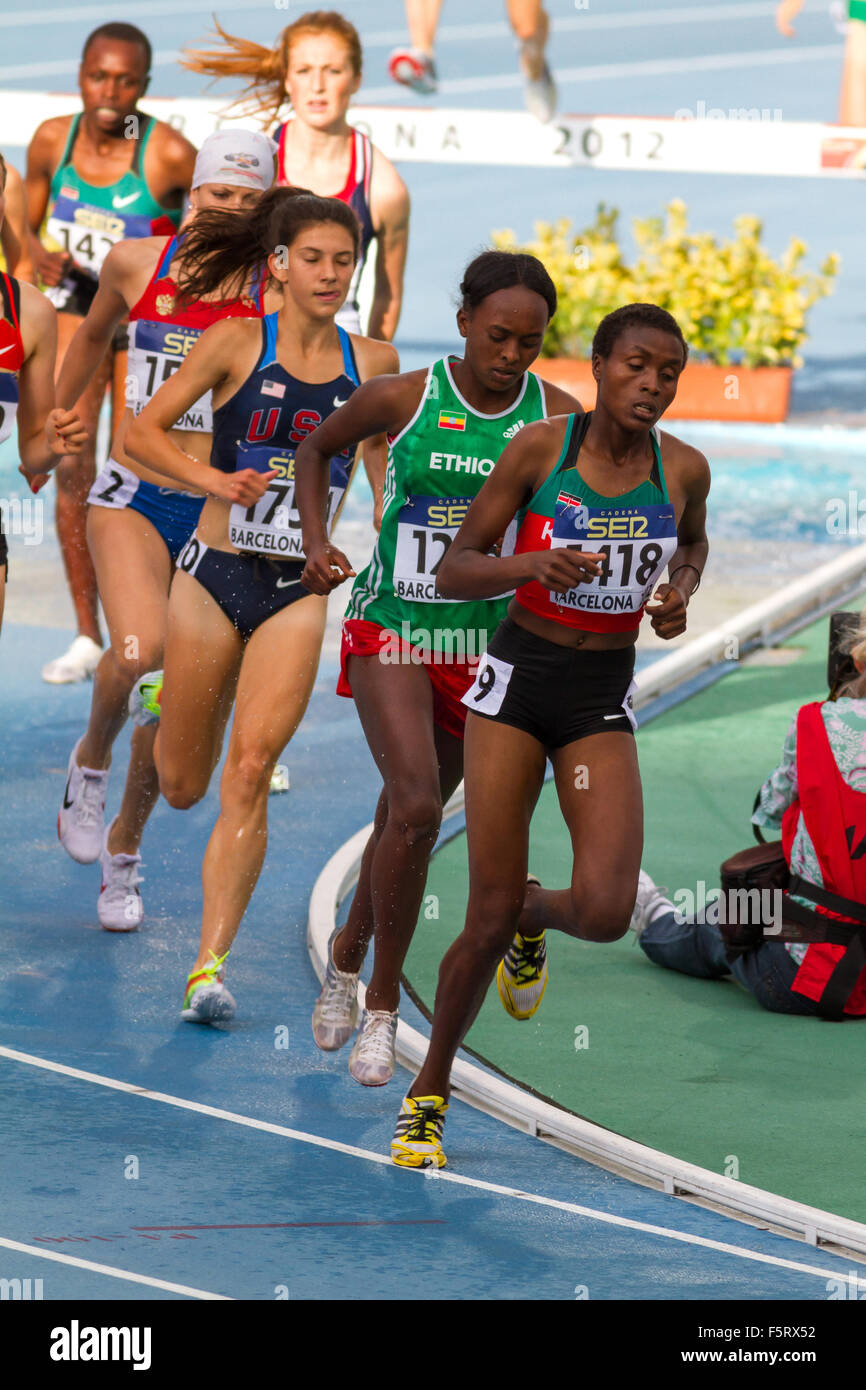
[402,604,866,1224]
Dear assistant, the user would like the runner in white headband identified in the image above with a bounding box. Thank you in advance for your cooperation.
[192,129,277,191]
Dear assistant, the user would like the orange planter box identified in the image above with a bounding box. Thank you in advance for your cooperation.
[533,359,792,423]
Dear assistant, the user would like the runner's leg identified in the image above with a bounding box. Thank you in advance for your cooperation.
[412,715,546,1098]
[156,568,244,810]
[52,312,109,648]
[517,731,643,943]
[190,592,327,972]
[78,505,171,771]
[405,0,445,53]
[336,654,464,1012]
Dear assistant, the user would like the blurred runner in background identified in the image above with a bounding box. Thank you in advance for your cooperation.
[25,21,196,685]
[777,0,866,124]
[389,0,557,123]
[183,10,410,342]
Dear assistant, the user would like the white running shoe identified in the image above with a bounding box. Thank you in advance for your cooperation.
[388,47,438,95]
[57,739,109,864]
[42,635,103,685]
[629,870,672,939]
[97,820,144,932]
[348,1008,398,1086]
[520,40,557,124]
[181,951,236,1024]
[312,933,360,1051]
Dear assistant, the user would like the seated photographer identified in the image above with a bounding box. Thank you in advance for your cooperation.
[630,608,866,1018]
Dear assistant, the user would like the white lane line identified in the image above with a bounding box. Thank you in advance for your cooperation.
[0,0,783,35]
[364,2,793,47]
[0,37,840,89]
[357,41,842,102]
[2,1043,863,1289]
[0,1236,231,1300]
[0,0,279,26]
[0,50,181,82]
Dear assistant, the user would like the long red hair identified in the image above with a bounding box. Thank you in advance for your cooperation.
[182,11,363,126]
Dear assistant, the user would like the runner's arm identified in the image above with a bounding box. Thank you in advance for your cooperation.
[24,121,73,286]
[16,285,86,478]
[436,417,603,600]
[54,240,138,409]
[125,320,272,504]
[145,123,198,209]
[645,443,710,639]
[295,370,420,576]
[353,337,401,528]
[660,444,710,602]
[368,160,410,341]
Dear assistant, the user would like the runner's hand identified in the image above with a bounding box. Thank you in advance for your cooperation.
[46,407,87,457]
[213,468,278,505]
[528,548,604,592]
[645,583,687,639]
[18,462,50,493]
[301,542,356,595]
[32,242,73,287]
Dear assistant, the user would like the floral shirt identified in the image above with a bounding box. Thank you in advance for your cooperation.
[752,698,866,963]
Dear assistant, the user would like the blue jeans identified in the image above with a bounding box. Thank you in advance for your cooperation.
[639,900,821,1016]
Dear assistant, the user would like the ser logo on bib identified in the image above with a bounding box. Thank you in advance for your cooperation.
[228,441,349,558]
[392,495,471,602]
[550,493,678,617]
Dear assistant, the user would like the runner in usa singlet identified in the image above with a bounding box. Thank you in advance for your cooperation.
[209,311,360,561]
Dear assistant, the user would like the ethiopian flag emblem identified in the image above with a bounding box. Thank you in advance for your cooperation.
[438,409,467,431]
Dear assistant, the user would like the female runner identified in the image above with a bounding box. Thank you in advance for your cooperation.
[126,188,397,1022]
[0,152,86,634]
[295,250,582,1087]
[387,303,711,1168]
[183,9,410,344]
[54,130,277,933]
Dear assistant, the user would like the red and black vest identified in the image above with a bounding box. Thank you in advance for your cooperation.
[782,702,866,1017]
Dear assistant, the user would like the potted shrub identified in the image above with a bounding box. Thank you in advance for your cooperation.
[493,201,839,422]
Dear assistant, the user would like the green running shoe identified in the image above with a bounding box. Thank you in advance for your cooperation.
[128,670,163,727]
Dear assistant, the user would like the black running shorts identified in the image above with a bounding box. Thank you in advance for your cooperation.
[462,616,637,748]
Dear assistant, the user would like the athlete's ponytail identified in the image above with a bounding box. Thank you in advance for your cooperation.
[182,12,363,126]
[174,185,360,304]
[460,250,557,322]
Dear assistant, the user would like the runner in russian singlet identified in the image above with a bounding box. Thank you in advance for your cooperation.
[52,131,276,933]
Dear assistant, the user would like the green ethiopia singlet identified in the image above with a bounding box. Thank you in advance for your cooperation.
[346,356,547,653]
